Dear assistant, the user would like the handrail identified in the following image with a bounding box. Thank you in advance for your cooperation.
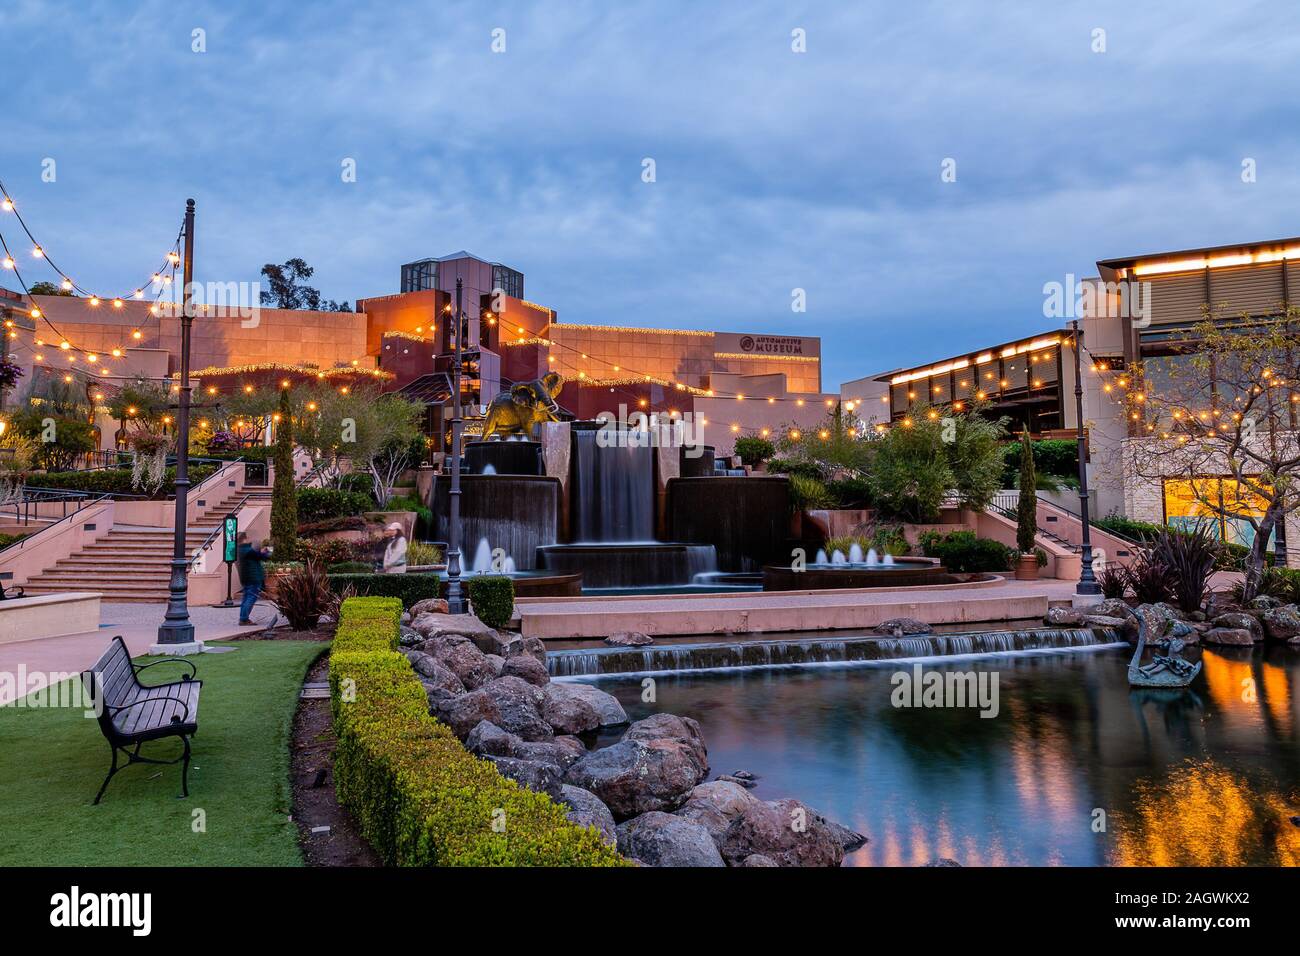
[1032,494,1145,547]
[1,492,115,557]
[189,492,252,571]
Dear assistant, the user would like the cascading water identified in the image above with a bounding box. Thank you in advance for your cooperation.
[570,429,654,542]
[547,627,1122,677]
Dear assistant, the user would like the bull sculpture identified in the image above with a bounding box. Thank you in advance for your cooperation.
[481,371,565,440]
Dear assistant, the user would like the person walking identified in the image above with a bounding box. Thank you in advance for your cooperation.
[381,522,408,574]
[237,532,271,624]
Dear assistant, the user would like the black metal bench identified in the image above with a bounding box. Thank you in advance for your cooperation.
[80,636,202,804]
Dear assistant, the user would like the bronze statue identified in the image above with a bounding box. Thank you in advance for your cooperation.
[481,371,565,440]
[1128,615,1202,688]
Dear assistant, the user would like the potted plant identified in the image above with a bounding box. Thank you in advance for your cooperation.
[1015,429,1039,580]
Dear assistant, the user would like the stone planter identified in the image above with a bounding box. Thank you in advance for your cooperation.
[1014,553,1039,581]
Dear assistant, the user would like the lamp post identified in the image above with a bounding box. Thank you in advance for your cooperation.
[154,199,201,651]
[1071,319,1101,596]
[445,276,466,614]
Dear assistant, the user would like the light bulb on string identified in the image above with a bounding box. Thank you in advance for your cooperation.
[61,278,72,291]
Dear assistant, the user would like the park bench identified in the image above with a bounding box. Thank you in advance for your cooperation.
[80,636,202,804]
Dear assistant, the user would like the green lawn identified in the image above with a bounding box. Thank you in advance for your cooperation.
[0,640,327,866]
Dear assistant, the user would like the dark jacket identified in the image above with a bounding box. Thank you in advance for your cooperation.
[237,543,268,588]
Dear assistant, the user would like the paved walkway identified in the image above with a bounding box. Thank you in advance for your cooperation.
[517,577,1089,639]
[0,599,284,706]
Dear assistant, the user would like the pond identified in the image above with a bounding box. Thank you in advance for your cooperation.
[587,643,1300,866]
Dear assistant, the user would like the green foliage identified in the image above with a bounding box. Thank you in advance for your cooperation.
[327,561,374,574]
[327,572,443,608]
[1096,564,1130,599]
[765,458,824,480]
[1151,525,1221,613]
[0,531,29,550]
[11,410,96,471]
[919,529,1012,573]
[269,560,331,630]
[824,475,872,509]
[30,464,215,497]
[733,436,776,467]
[824,524,910,558]
[107,377,170,430]
[1000,439,1079,486]
[298,535,380,567]
[775,404,873,476]
[385,493,432,536]
[1243,566,1300,604]
[405,541,442,567]
[787,474,835,511]
[296,487,375,523]
[270,389,298,560]
[466,576,515,629]
[868,413,952,522]
[1016,431,1037,554]
[946,412,1008,513]
[328,598,627,866]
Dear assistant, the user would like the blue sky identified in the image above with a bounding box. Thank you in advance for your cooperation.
[3,0,1300,388]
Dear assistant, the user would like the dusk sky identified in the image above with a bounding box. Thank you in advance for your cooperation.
[3,1,1300,388]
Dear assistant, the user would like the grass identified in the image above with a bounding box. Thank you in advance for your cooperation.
[0,639,326,866]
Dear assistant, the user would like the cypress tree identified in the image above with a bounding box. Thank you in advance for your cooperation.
[270,387,298,559]
[1016,429,1037,555]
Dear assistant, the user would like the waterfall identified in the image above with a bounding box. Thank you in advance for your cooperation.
[547,627,1123,677]
[571,429,654,542]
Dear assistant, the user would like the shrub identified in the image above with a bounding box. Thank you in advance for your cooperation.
[1151,524,1221,613]
[766,457,824,481]
[327,572,444,608]
[467,576,515,629]
[297,487,375,524]
[825,476,872,509]
[328,598,626,866]
[298,535,381,567]
[1001,439,1079,487]
[868,416,952,523]
[787,474,835,511]
[0,532,29,550]
[733,436,776,467]
[28,464,216,497]
[385,493,433,537]
[406,541,443,567]
[1125,549,1177,605]
[1096,563,1130,599]
[269,560,332,630]
[921,529,1012,573]
[1239,566,1300,604]
[1016,431,1037,554]
[328,561,374,574]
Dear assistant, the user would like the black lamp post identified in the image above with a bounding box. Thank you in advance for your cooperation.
[1071,319,1101,595]
[156,199,200,648]
[444,277,466,614]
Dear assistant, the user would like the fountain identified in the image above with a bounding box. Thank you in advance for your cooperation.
[763,549,977,590]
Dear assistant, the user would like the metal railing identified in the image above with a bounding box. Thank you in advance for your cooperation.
[987,492,1143,550]
[189,493,251,571]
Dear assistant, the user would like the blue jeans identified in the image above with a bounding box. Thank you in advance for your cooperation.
[240,583,261,621]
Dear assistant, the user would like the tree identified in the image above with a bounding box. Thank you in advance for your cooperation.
[27,281,73,296]
[260,258,351,311]
[107,376,170,441]
[868,412,952,522]
[295,384,423,503]
[774,402,873,476]
[270,388,298,559]
[1117,312,1300,599]
[947,410,1008,512]
[363,395,425,506]
[11,374,97,471]
[211,388,279,446]
[1016,429,1037,553]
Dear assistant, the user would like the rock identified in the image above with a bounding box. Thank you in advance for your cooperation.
[1189,610,1207,622]
[542,684,601,735]
[479,676,553,741]
[1202,627,1256,646]
[616,812,725,867]
[717,797,845,867]
[401,611,412,624]
[412,611,497,642]
[1081,614,1129,630]
[465,719,516,757]
[435,688,500,738]
[606,630,653,646]
[501,654,550,686]
[926,858,962,867]
[1249,595,1283,610]
[563,739,708,819]
[1212,612,1263,642]
[410,598,450,617]
[1093,599,1139,638]
[623,713,707,774]
[410,654,465,696]
[486,756,563,800]
[740,854,779,867]
[675,781,762,846]
[1045,606,1084,627]
[483,654,505,678]
[716,774,757,789]
[731,769,757,781]
[1261,604,1300,642]
[559,785,617,847]
[420,679,462,712]
[398,625,422,647]
[818,812,869,852]
[546,681,628,728]
[466,720,586,770]
[486,632,548,663]
[873,617,933,636]
[432,639,498,690]
[1133,603,1175,638]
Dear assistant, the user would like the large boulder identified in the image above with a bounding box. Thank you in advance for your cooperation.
[1133,603,1175,639]
[408,652,465,695]
[431,639,498,690]
[501,654,550,686]
[675,780,761,846]
[1211,612,1263,642]
[410,597,450,617]
[478,676,553,741]
[559,785,617,847]
[465,720,586,770]
[546,682,628,728]
[485,632,548,664]
[1249,595,1283,610]
[1045,606,1084,627]
[435,688,500,737]
[716,798,846,867]
[412,611,498,641]
[616,812,725,867]
[623,713,707,774]
[398,625,423,647]
[541,683,601,735]
[1092,599,1139,638]
[1261,604,1300,643]
[606,631,653,647]
[1202,627,1256,646]
[563,738,707,819]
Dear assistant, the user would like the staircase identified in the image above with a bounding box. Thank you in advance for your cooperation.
[20,488,273,603]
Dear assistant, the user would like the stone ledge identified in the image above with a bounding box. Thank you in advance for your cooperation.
[0,592,102,645]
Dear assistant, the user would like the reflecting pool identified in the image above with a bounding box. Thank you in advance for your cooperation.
[587,644,1300,866]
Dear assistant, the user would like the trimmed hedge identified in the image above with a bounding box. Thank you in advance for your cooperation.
[329,597,626,866]
[297,487,375,524]
[467,576,515,629]
[27,464,216,497]
[919,529,1013,573]
[327,572,444,608]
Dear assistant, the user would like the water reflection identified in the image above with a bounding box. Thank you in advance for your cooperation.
[592,645,1300,866]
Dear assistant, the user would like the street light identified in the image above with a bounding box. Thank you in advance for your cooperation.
[444,277,466,615]
[154,198,202,652]
[1071,319,1101,596]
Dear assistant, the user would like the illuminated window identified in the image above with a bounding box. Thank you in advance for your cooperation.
[1162,477,1274,550]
